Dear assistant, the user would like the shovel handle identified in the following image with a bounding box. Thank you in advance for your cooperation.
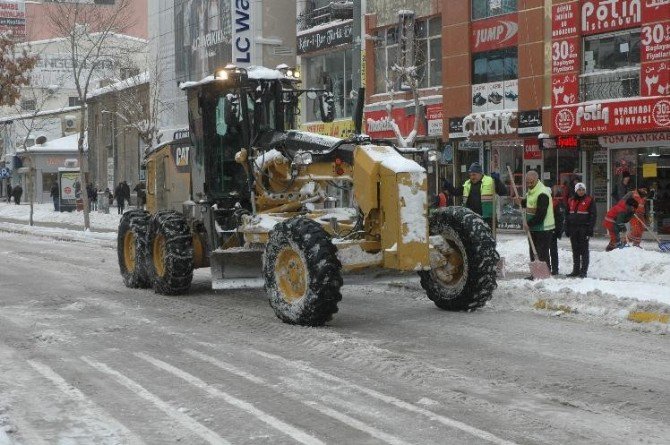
[634,214,663,244]
[507,166,521,199]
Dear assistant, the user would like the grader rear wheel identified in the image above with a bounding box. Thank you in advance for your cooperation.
[146,211,194,295]
[264,217,342,326]
[117,210,151,288]
[419,206,499,311]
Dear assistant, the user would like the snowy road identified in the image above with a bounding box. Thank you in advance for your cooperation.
[1,231,669,444]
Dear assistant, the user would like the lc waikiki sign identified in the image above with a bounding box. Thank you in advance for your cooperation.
[232,0,253,66]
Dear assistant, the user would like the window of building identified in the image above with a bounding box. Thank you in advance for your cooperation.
[373,17,442,93]
[472,0,517,20]
[21,99,36,111]
[303,49,353,122]
[120,67,140,80]
[68,96,82,107]
[472,48,517,84]
[42,173,58,193]
[581,30,641,101]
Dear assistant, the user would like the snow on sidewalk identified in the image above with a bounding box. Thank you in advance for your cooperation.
[0,202,121,231]
[496,234,670,331]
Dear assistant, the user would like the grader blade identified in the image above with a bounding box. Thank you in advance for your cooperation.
[210,247,264,290]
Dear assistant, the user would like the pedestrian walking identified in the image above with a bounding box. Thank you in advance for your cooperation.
[6,183,12,203]
[612,171,632,203]
[433,181,452,209]
[50,181,60,212]
[603,197,638,251]
[622,187,648,247]
[12,184,22,205]
[114,182,126,214]
[121,181,131,207]
[134,181,147,209]
[445,162,507,228]
[87,183,98,211]
[515,170,554,279]
[549,185,566,275]
[565,182,597,278]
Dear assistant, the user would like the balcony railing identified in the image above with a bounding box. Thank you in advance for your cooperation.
[579,69,640,102]
[298,1,354,31]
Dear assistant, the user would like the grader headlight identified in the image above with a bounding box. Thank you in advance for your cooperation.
[293,151,313,166]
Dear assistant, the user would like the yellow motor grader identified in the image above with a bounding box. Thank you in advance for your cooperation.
[117,65,499,326]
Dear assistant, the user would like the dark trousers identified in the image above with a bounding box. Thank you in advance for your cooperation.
[549,230,559,274]
[53,197,60,212]
[570,227,590,275]
[529,230,552,269]
[118,200,125,214]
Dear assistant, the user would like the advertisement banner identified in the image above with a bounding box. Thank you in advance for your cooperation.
[552,74,579,106]
[425,104,443,137]
[552,2,579,38]
[365,103,443,140]
[551,36,580,75]
[174,0,233,82]
[581,0,642,35]
[232,0,253,66]
[60,171,78,201]
[523,139,542,160]
[642,61,670,96]
[471,13,518,53]
[641,21,670,62]
[553,97,670,135]
[301,119,356,138]
[643,0,670,23]
[0,0,26,41]
[471,80,517,113]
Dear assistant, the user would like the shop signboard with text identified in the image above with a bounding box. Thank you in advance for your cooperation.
[551,2,580,109]
[0,0,26,41]
[553,97,670,135]
[641,21,670,62]
[581,0,642,35]
[471,13,518,52]
[364,103,442,140]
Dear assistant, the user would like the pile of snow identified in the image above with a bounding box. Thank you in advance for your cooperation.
[0,202,121,231]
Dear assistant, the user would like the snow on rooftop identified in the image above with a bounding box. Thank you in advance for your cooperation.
[16,132,87,153]
[297,19,352,36]
[89,72,149,98]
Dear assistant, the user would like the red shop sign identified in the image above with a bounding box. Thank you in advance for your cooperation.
[642,61,670,96]
[551,74,579,107]
[581,0,642,36]
[471,13,518,52]
[556,136,579,149]
[552,97,670,135]
[641,21,670,62]
[365,108,427,139]
[552,2,580,39]
[551,36,580,75]
[523,139,542,160]
[643,0,670,23]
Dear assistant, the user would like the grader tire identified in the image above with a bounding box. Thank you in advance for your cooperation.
[264,217,343,326]
[419,206,499,311]
[117,210,151,288]
[146,211,194,295]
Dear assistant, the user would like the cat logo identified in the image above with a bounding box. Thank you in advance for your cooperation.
[175,146,190,167]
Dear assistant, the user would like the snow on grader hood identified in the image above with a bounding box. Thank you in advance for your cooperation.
[117,75,499,326]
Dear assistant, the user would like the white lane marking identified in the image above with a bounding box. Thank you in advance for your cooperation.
[80,357,229,445]
[251,349,519,445]
[304,401,411,445]
[184,349,410,445]
[184,349,266,385]
[27,360,145,445]
[135,352,324,445]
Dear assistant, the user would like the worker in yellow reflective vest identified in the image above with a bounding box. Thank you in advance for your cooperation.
[515,170,555,279]
[445,162,507,229]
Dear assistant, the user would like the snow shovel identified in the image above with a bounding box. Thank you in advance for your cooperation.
[634,214,670,252]
[507,166,550,279]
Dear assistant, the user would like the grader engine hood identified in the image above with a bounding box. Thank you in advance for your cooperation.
[352,145,430,271]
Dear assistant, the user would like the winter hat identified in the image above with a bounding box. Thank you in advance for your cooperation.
[468,162,483,174]
[574,182,586,192]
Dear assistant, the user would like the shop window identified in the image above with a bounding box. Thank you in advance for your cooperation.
[472,48,517,84]
[68,96,82,107]
[581,30,641,101]
[303,49,353,122]
[373,16,442,93]
[472,0,517,20]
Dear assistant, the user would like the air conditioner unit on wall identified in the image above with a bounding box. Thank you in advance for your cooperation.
[61,115,80,135]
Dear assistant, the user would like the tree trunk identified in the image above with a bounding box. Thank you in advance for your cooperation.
[29,166,34,226]
[78,126,90,231]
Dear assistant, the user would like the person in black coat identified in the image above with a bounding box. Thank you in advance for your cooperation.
[12,184,22,205]
[114,182,126,214]
[6,183,12,203]
[565,182,597,278]
[50,182,60,211]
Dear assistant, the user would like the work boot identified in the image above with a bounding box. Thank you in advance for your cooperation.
[567,271,580,277]
[567,256,580,277]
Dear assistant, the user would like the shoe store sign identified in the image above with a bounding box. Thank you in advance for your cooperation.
[553,97,670,135]
[471,13,518,52]
[297,20,353,55]
[463,111,517,137]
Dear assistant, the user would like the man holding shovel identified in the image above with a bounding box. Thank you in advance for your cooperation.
[515,170,554,280]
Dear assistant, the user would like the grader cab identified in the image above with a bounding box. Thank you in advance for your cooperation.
[117,65,499,326]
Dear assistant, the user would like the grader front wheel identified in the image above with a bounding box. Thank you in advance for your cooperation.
[264,217,343,326]
[419,206,499,311]
[146,211,194,295]
[117,210,151,288]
